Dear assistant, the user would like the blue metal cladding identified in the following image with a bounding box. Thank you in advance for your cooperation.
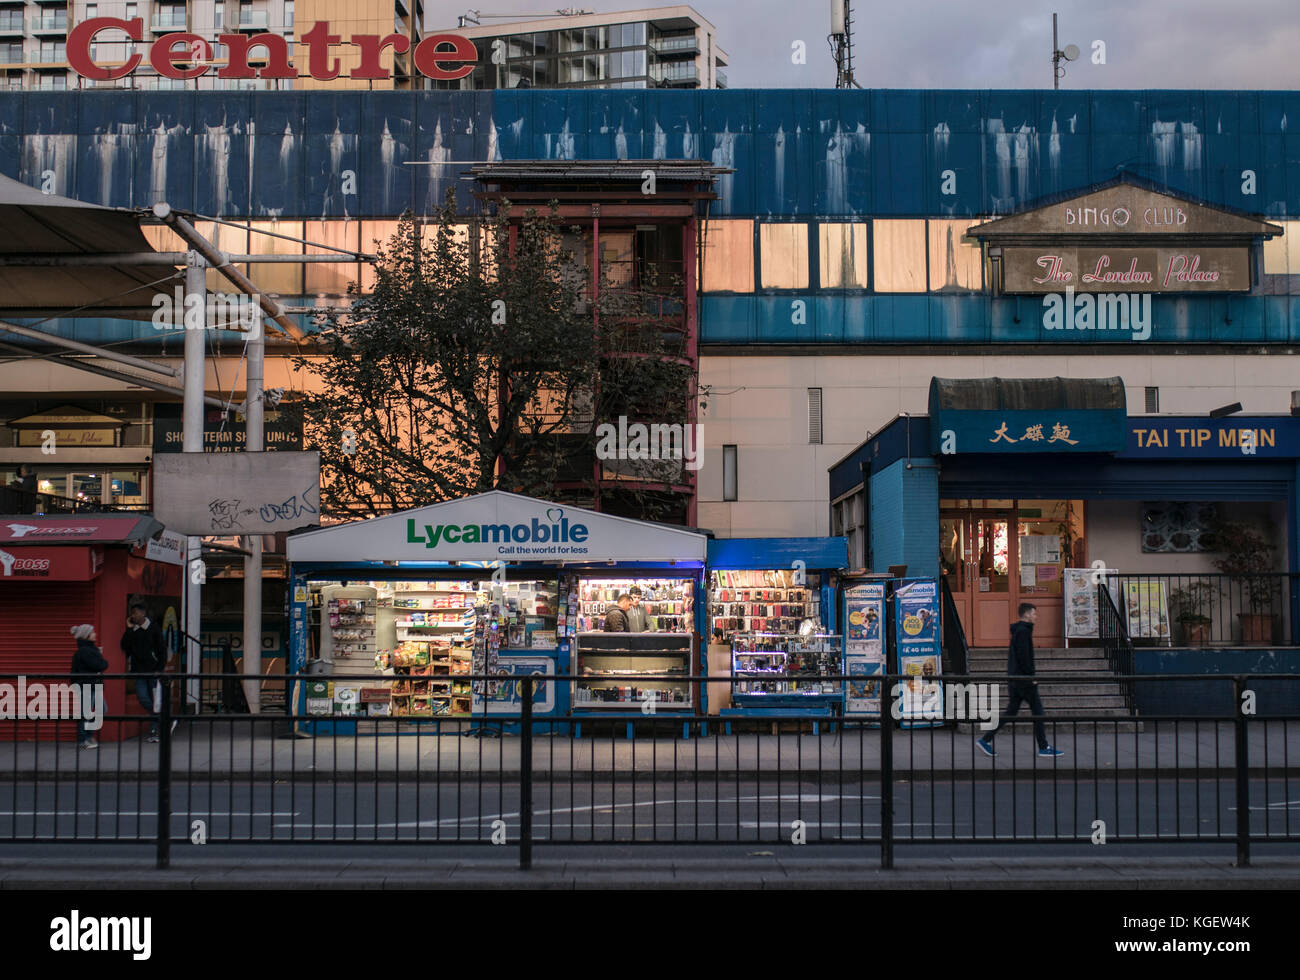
[5,88,1300,346]
[4,88,1300,218]
[707,536,849,571]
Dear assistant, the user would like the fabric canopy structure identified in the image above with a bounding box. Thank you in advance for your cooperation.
[0,173,172,319]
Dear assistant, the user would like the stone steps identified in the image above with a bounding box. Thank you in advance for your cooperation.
[960,646,1138,729]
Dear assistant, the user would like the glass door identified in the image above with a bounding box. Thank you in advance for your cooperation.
[972,512,1017,647]
[939,514,971,639]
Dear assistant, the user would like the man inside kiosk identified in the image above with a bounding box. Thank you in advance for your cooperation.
[603,594,632,632]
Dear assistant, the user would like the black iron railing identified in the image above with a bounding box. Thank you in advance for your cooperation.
[1106,572,1299,647]
[0,670,1296,873]
[940,574,969,677]
[1098,583,1137,710]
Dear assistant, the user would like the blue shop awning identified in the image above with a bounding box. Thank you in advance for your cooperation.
[927,376,1128,454]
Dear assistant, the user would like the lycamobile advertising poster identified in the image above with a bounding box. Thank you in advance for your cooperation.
[844,582,886,717]
[893,578,943,727]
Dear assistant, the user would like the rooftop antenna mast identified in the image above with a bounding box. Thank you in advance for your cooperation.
[829,1,861,89]
[1051,13,1080,90]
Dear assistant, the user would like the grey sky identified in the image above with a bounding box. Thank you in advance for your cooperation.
[429,0,1300,89]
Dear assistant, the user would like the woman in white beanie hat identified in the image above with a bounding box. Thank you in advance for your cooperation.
[70,624,108,749]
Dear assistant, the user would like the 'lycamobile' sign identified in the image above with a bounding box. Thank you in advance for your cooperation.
[68,19,477,82]
[406,510,589,557]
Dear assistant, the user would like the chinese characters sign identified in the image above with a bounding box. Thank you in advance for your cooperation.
[930,409,1128,454]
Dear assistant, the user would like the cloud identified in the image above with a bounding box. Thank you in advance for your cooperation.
[715,0,1300,89]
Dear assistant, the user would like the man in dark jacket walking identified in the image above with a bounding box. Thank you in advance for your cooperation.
[121,602,168,741]
[976,603,1065,758]
[70,624,108,749]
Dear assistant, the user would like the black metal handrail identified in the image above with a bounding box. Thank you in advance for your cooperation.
[1098,583,1137,711]
[939,574,969,677]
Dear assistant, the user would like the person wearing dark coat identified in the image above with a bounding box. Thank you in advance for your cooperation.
[70,624,108,749]
[603,594,632,632]
[121,602,168,741]
[977,603,1065,759]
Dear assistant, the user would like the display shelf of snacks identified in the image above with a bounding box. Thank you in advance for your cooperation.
[730,631,843,697]
[492,580,560,650]
[709,569,819,641]
[576,578,695,632]
[573,631,695,710]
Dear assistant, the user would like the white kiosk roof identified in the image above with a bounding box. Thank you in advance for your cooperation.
[287,491,708,564]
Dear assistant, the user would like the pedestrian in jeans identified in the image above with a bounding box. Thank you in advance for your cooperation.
[977,603,1065,759]
[70,624,107,749]
[121,603,168,742]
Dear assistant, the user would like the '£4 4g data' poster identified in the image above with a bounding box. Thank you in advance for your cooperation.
[844,582,886,717]
[893,578,943,727]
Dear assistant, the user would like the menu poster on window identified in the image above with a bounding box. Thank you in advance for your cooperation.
[844,583,886,717]
[1064,568,1119,639]
[1124,580,1171,641]
[893,578,942,727]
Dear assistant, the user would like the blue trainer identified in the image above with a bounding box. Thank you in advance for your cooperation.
[1037,744,1065,757]
[976,737,995,758]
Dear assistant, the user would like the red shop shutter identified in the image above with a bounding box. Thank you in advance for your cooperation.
[0,583,96,741]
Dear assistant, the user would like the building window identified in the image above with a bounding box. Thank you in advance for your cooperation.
[1145,387,1159,413]
[871,219,927,292]
[819,222,868,288]
[284,1,293,28]
[759,223,809,289]
[927,218,984,291]
[1263,221,1300,275]
[86,4,97,19]
[126,3,137,21]
[808,388,823,444]
[1141,502,1218,553]
[701,219,754,292]
[722,445,737,501]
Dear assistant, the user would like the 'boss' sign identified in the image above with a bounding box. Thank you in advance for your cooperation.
[67,18,477,82]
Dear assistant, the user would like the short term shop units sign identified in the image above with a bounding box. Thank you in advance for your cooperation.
[973,182,1281,295]
[286,491,709,564]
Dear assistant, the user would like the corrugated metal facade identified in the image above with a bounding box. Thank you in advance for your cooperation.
[3,89,1299,346]
[4,89,1297,219]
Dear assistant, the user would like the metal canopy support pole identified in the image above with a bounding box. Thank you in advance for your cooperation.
[183,252,206,714]
[243,320,264,714]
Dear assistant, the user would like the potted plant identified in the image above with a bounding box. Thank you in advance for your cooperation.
[1211,521,1280,644]
[1169,580,1215,646]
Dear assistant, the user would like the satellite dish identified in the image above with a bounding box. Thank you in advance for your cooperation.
[1063,43,1080,61]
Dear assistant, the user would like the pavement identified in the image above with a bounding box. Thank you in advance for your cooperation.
[1,720,1295,779]
[2,851,1298,889]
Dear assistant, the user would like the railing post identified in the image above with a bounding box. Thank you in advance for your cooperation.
[880,674,894,870]
[156,674,172,870]
[1233,675,1250,867]
[519,675,533,871]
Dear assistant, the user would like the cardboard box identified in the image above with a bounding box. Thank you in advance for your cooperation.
[366,702,391,717]
[359,687,390,703]
[307,680,332,699]
[306,697,333,716]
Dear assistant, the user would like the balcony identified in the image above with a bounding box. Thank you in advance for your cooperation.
[650,35,698,56]
[28,49,66,64]
[151,11,190,32]
[31,15,68,35]
[238,10,270,31]
[651,62,698,86]
[715,69,727,88]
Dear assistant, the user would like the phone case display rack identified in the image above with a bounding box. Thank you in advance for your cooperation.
[709,569,819,638]
[574,631,696,709]
[576,579,695,632]
[730,632,844,696]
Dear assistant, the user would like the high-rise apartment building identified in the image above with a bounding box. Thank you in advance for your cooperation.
[434,5,727,90]
[0,0,426,90]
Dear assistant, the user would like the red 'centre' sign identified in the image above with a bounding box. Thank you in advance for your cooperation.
[67,18,477,82]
